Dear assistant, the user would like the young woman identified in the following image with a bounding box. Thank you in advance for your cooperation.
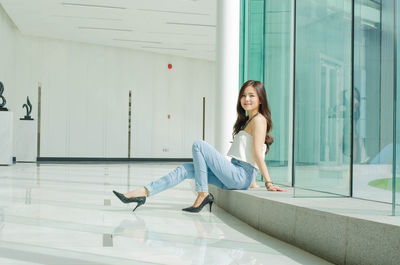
[113,80,286,213]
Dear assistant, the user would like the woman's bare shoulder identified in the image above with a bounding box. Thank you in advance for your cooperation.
[253,115,267,126]
[248,115,266,135]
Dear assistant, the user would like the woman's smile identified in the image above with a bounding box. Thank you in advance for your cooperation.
[240,85,261,113]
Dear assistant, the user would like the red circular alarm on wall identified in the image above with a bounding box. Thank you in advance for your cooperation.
[168,64,172,69]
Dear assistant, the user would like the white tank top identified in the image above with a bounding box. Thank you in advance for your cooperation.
[227,130,267,170]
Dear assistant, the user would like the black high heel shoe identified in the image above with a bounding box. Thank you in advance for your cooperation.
[113,190,146,212]
[182,193,214,213]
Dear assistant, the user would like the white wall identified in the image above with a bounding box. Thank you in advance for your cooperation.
[1,6,215,159]
[0,5,16,113]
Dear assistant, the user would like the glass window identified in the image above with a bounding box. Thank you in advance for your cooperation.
[294,0,352,197]
[353,0,395,208]
[248,0,265,81]
[240,0,399,211]
[239,0,293,187]
[263,0,293,186]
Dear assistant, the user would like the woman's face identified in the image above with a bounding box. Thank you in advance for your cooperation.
[240,85,260,113]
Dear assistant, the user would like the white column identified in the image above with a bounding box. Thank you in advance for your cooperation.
[215,0,241,154]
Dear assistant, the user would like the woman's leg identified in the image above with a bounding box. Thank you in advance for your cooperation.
[191,140,254,207]
[143,163,195,197]
[125,140,252,206]
[192,140,253,190]
[124,163,194,198]
[124,162,228,199]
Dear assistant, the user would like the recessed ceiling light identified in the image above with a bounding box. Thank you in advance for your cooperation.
[183,43,215,46]
[114,39,162,44]
[53,15,122,21]
[166,22,216,28]
[142,46,187,51]
[148,32,208,37]
[62,2,126,9]
[137,8,209,16]
[78,27,132,32]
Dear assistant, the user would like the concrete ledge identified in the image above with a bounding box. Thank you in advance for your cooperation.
[209,186,400,265]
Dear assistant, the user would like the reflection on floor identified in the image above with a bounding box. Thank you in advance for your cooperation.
[0,162,331,265]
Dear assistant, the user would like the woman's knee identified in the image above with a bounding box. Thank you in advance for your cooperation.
[192,140,206,152]
[180,162,195,179]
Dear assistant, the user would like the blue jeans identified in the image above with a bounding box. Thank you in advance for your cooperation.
[145,140,258,196]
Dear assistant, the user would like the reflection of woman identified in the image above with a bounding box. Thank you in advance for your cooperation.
[352,88,361,161]
[113,80,285,213]
[113,218,148,242]
[343,87,367,162]
[113,216,238,264]
[352,87,369,163]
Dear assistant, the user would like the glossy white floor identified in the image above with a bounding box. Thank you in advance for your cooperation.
[0,162,332,265]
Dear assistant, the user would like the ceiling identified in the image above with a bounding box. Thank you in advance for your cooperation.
[0,0,217,61]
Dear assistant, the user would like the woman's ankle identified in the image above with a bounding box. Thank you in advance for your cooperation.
[125,187,147,198]
[197,192,209,197]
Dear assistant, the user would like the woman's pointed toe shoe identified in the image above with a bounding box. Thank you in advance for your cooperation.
[112,190,146,212]
[182,193,214,213]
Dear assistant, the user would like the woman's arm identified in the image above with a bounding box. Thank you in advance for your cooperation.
[252,117,286,191]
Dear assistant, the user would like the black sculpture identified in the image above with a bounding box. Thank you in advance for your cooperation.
[20,96,34,120]
[0,81,8,111]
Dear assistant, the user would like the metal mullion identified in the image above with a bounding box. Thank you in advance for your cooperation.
[392,0,398,216]
[350,0,355,197]
[291,0,297,189]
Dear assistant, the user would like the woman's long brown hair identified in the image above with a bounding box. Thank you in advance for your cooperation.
[233,80,273,152]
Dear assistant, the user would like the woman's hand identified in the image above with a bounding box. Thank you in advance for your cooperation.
[265,182,286,192]
[249,178,260,188]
